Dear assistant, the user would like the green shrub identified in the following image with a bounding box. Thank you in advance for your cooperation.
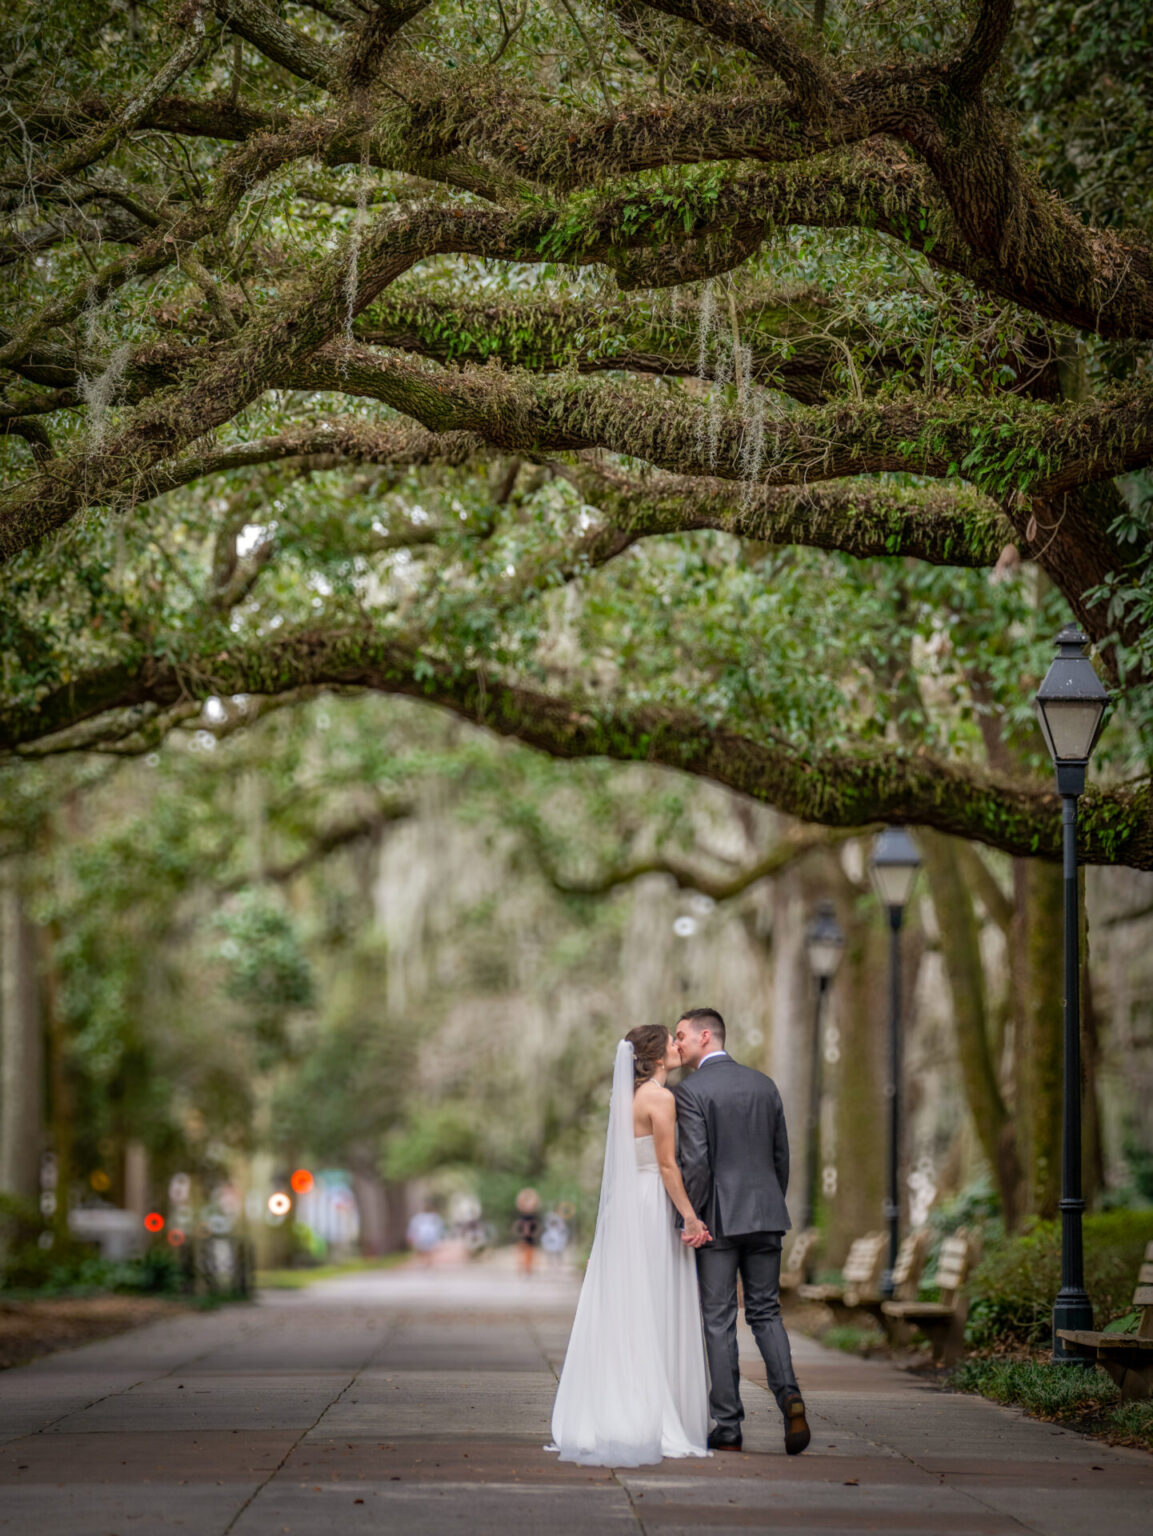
[0,1194,96,1290]
[2,1229,188,1297]
[966,1208,1152,1349]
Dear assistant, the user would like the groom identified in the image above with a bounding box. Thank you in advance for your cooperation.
[674,1007,811,1456]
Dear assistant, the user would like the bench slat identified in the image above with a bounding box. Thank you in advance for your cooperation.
[843,1235,885,1268]
[798,1284,844,1303]
[783,1230,818,1279]
[890,1233,924,1287]
[1132,1285,1153,1308]
[1144,1240,1153,1263]
[1137,1262,1153,1284]
[1057,1329,1153,1353]
[882,1300,952,1318]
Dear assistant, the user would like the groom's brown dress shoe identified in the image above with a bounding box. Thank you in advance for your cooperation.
[707,1431,742,1451]
[783,1394,811,1455]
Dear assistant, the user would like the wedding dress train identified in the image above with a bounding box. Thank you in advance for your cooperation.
[549,1041,710,1466]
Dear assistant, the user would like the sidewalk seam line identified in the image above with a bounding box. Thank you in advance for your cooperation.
[218,1317,398,1536]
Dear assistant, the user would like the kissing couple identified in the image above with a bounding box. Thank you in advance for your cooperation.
[549,1008,811,1466]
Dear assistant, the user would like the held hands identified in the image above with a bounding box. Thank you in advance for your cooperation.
[681,1215,711,1248]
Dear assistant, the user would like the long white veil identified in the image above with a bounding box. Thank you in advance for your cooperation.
[549,1039,671,1465]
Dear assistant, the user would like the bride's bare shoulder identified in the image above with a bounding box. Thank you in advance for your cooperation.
[638,1081,675,1115]
[635,1078,672,1097]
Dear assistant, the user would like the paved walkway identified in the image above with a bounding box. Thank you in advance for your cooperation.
[0,1257,1149,1535]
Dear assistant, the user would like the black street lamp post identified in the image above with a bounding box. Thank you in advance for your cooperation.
[1034,624,1109,1363]
[868,828,922,1300]
[803,901,845,1232]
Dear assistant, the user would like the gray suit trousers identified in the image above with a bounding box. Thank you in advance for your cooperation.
[696,1233,799,1435]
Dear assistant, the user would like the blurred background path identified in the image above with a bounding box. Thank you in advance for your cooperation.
[0,1256,1149,1536]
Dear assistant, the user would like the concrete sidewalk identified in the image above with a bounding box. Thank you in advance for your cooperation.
[0,1256,1149,1535]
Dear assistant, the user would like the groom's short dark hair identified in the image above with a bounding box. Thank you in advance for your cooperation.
[679,1007,725,1045]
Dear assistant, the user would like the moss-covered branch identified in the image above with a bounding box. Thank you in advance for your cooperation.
[99,419,1011,574]
[3,628,1149,867]
[356,289,872,402]
[288,344,1153,507]
[532,824,855,899]
[213,0,343,90]
[136,419,487,502]
[560,462,1015,569]
[20,57,1153,337]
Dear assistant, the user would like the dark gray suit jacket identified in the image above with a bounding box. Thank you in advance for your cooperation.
[674,1054,791,1239]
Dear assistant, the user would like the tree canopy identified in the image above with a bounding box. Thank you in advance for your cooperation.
[2,0,1153,864]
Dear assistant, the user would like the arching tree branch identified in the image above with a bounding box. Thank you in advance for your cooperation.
[533,823,856,899]
[2,628,1148,867]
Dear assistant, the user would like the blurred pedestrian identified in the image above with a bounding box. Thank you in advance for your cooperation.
[541,1211,569,1267]
[407,1206,444,1267]
[513,1187,541,1276]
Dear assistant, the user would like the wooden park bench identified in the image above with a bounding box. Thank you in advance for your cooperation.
[1056,1241,1153,1401]
[882,1228,974,1366]
[780,1228,820,1301]
[799,1230,886,1323]
[878,1229,934,1342]
[797,1228,930,1330]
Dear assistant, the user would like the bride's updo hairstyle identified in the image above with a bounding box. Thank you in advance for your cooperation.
[625,1025,670,1088]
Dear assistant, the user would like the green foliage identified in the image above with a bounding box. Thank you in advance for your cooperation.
[1012,0,1153,235]
[383,1106,481,1181]
[271,937,414,1168]
[2,1237,186,1299]
[1120,1120,1153,1204]
[966,1210,1153,1348]
[213,889,315,1053]
[928,1174,1005,1241]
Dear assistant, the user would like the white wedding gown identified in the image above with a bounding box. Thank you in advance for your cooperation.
[549,1041,710,1466]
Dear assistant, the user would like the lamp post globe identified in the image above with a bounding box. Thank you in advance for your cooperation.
[868,827,922,910]
[802,901,844,1233]
[1035,625,1109,1363]
[1035,624,1109,795]
[806,900,845,983]
[868,828,921,1299]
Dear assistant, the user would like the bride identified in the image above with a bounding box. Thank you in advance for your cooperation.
[549,1026,712,1465]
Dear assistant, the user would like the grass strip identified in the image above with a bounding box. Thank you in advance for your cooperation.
[951,1355,1153,1452]
[255,1254,410,1289]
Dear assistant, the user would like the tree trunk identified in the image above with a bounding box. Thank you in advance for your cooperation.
[920,832,1023,1227]
[1012,857,1064,1218]
[124,1141,149,1219]
[1080,905,1105,1210]
[828,904,886,1265]
[0,860,43,1204]
[770,868,817,1209]
[350,1162,397,1255]
[39,922,73,1238]
[384,1179,411,1255]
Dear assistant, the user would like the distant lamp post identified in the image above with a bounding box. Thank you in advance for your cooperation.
[803,900,844,1232]
[1034,624,1109,1363]
[868,827,922,1299]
